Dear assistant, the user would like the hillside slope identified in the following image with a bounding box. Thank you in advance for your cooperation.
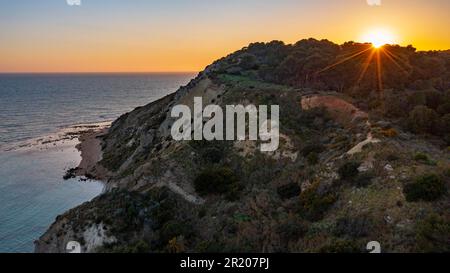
[36,39,450,253]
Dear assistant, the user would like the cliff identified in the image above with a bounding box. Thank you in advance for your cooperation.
[36,39,450,253]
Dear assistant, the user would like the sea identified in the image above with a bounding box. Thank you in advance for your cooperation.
[0,72,195,252]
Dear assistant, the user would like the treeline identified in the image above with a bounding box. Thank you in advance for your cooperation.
[208,38,450,140]
[210,38,449,93]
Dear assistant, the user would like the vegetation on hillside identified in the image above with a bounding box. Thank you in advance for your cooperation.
[37,39,450,253]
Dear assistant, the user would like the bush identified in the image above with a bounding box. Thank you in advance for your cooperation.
[166,236,186,253]
[159,220,193,245]
[306,152,319,165]
[334,215,372,238]
[383,94,409,118]
[319,240,362,253]
[194,166,239,199]
[338,161,360,180]
[407,106,439,134]
[99,240,151,253]
[444,168,450,178]
[381,128,399,138]
[239,53,258,70]
[414,152,429,162]
[414,152,436,165]
[301,143,325,157]
[352,171,375,188]
[386,153,400,162]
[201,147,224,164]
[190,140,228,164]
[277,183,301,199]
[404,174,447,202]
[439,114,450,135]
[278,216,309,242]
[445,135,450,146]
[422,89,443,109]
[437,103,450,115]
[416,214,450,253]
[195,240,226,253]
[298,182,336,221]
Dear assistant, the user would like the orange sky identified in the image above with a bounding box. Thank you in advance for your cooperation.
[0,0,449,73]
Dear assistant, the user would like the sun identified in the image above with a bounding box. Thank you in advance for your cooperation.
[360,28,397,48]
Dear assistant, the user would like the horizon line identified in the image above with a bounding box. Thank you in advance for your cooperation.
[0,71,200,75]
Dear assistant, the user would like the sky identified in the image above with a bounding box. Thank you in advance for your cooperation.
[0,0,449,73]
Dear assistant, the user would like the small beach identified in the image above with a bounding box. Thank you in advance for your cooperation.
[0,123,106,252]
[0,73,194,252]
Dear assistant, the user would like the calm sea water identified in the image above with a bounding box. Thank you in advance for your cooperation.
[0,73,194,145]
[0,73,194,252]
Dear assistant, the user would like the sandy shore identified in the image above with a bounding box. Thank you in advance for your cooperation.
[74,127,109,179]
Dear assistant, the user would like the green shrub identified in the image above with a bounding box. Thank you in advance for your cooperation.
[422,89,443,109]
[407,91,426,109]
[195,240,226,253]
[445,135,450,146]
[239,53,258,70]
[407,106,439,134]
[383,94,409,118]
[416,214,450,253]
[190,140,229,164]
[439,114,450,135]
[437,103,450,115]
[194,166,239,199]
[352,171,375,188]
[98,240,151,253]
[278,216,309,242]
[301,143,325,157]
[298,182,336,221]
[414,152,429,162]
[307,152,319,165]
[338,161,360,180]
[334,215,372,238]
[277,183,301,199]
[201,147,224,164]
[160,220,193,245]
[386,153,400,162]
[444,168,450,178]
[319,239,362,253]
[123,240,150,253]
[414,152,436,165]
[404,174,447,202]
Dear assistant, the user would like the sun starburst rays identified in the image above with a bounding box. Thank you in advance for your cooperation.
[314,43,410,94]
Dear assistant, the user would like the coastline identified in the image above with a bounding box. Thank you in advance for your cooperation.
[0,122,111,153]
[0,123,108,253]
[74,127,109,180]
[0,121,111,184]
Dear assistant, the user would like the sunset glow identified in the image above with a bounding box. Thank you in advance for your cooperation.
[360,28,398,48]
[0,0,449,73]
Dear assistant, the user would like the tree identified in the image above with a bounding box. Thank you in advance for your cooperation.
[407,105,439,134]
[238,53,258,70]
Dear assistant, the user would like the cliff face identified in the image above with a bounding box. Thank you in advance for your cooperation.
[36,39,450,253]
